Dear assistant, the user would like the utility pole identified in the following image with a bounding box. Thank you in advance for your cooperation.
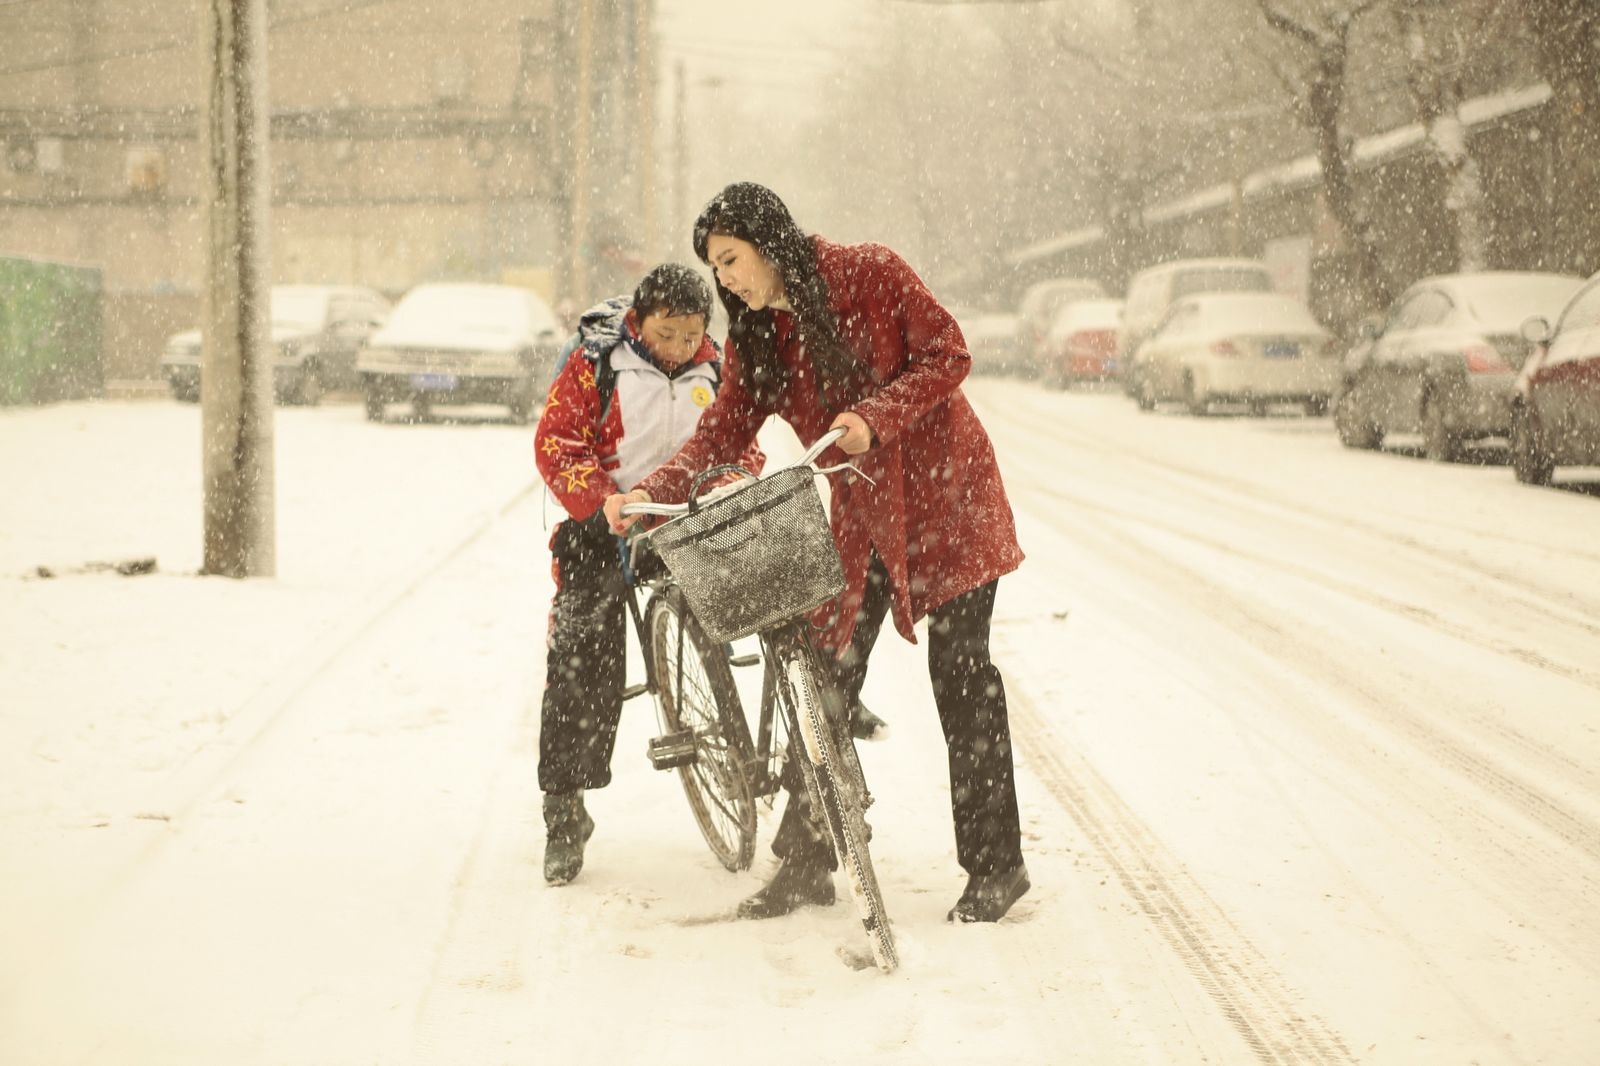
[569,0,595,304]
[635,0,659,260]
[199,0,275,578]
[673,59,687,257]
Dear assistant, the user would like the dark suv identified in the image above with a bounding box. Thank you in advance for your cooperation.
[160,285,390,405]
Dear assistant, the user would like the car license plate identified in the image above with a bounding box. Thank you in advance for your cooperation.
[1263,341,1300,359]
[410,373,458,391]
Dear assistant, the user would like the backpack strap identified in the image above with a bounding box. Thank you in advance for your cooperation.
[595,342,618,421]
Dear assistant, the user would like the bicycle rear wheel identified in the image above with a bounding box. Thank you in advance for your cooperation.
[647,591,758,872]
[775,629,898,973]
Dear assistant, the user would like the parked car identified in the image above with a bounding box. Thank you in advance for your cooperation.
[1042,298,1123,387]
[357,282,562,424]
[955,310,1024,376]
[1016,277,1105,378]
[159,284,391,405]
[1120,258,1273,398]
[1509,273,1600,484]
[1132,292,1337,415]
[1332,271,1585,459]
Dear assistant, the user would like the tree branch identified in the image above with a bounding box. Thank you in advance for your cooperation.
[1257,0,1326,49]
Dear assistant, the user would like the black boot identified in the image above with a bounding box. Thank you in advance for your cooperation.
[948,863,1030,923]
[736,854,836,919]
[543,791,595,886]
[849,701,888,741]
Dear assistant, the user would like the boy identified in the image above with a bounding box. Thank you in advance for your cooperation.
[534,263,762,885]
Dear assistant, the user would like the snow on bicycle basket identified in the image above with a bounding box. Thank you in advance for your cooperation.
[647,443,847,646]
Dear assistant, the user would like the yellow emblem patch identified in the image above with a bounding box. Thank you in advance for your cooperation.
[691,386,713,408]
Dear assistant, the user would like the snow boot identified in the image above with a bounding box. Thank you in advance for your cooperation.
[948,863,1030,923]
[849,700,888,742]
[736,854,836,919]
[543,791,594,886]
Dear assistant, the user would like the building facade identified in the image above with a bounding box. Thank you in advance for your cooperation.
[0,0,656,381]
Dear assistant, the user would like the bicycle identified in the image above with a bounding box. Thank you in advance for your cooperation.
[620,428,899,973]
[619,526,766,875]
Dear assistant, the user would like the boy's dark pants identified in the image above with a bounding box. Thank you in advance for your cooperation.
[771,554,1024,876]
[538,512,628,795]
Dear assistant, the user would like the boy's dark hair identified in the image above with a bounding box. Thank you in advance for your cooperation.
[632,262,713,322]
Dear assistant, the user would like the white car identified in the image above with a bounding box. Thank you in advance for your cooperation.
[1042,297,1124,387]
[358,283,562,424]
[159,285,390,405]
[954,311,1023,376]
[1133,292,1339,416]
[1016,277,1104,378]
[1120,258,1273,396]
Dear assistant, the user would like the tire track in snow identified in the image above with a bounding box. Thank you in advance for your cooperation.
[997,483,1600,976]
[1007,678,1359,1066]
[1027,478,1600,793]
[1019,478,1600,873]
[999,392,1600,637]
[1081,481,1600,795]
[986,396,1600,857]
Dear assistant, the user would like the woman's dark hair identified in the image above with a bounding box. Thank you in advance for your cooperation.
[692,182,866,410]
[632,262,712,322]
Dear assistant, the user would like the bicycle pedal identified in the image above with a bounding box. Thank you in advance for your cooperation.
[622,683,650,701]
[727,653,760,668]
[647,730,698,770]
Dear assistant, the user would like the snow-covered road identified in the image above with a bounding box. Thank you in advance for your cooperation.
[2,383,1596,1065]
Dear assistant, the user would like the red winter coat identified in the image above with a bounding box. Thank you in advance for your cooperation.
[636,235,1024,651]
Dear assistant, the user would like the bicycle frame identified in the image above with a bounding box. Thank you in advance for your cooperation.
[619,428,897,972]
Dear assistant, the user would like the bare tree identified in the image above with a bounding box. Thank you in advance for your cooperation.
[1394,0,1488,273]
[1257,0,1394,311]
[1517,0,1600,275]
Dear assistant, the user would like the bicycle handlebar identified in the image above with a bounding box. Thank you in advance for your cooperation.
[620,427,847,518]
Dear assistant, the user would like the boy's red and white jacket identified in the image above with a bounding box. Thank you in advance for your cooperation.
[535,299,763,521]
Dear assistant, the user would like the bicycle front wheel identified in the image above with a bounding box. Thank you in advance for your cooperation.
[778,633,898,973]
[647,591,758,872]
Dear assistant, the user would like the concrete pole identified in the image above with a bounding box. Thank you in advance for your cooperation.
[673,59,687,258]
[635,0,658,260]
[199,0,275,578]
[569,0,595,304]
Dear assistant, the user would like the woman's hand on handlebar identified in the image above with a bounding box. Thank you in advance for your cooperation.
[604,489,651,534]
[829,411,873,455]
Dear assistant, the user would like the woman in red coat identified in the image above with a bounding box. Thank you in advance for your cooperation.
[603,182,1028,923]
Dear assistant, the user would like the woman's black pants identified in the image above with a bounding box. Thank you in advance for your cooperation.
[771,555,1024,876]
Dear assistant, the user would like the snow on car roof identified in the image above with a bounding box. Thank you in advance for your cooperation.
[1419,272,1585,329]
[384,283,557,338]
[1176,292,1325,335]
[956,312,1020,340]
[1130,257,1269,281]
[1048,298,1123,338]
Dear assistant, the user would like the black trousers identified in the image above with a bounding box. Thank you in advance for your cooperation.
[538,512,628,796]
[772,555,1024,876]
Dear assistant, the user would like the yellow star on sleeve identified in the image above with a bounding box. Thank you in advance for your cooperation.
[579,368,596,390]
[580,425,596,442]
[544,393,561,411]
[540,435,561,456]
[558,463,598,492]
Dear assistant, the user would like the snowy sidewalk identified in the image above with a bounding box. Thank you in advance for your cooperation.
[1,403,552,1061]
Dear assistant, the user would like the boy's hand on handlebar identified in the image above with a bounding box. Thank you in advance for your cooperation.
[604,489,651,534]
[829,412,873,455]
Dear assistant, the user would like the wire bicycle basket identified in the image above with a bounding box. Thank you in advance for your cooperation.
[648,463,844,645]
